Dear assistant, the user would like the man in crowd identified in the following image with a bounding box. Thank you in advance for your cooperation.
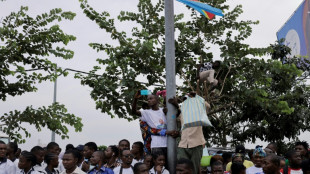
[88,151,113,174]
[210,161,224,174]
[265,143,277,156]
[176,158,195,174]
[226,145,254,171]
[30,146,46,172]
[131,141,144,166]
[47,142,64,172]
[294,141,309,160]
[61,149,85,174]
[177,91,208,174]
[117,139,130,163]
[132,92,168,155]
[0,140,16,173]
[281,150,303,174]
[82,142,98,172]
[246,146,266,174]
[262,154,281,174]
[113,149,134,174]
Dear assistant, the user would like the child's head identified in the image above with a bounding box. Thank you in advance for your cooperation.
[18,151,36,170]
[152,152,166,167]
[134,163,149,174]
[147,95,159,107]
[44,153,59,168]
[231,163,246,174]
[144,154,153,169]
[176,158,194,174]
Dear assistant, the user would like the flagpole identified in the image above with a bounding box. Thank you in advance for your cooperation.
[164,0,177,173]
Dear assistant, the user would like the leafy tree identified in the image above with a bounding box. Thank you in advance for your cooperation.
[79,0,310,146]
[0,6,83,143]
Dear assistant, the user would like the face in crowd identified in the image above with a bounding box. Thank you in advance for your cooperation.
[0,143,7,159]
[83,146,94,159]
[90,151,103,166]
[119,140,130,152]
[121,149,134,166]
[262,155,280,174]
[63,153,78,172]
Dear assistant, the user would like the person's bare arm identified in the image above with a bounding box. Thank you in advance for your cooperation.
[131,91,142,116]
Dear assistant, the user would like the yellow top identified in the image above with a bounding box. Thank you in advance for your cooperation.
[226,160,254,171]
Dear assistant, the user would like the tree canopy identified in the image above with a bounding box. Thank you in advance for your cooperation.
[79,0,310,146]
[0,6,83,143]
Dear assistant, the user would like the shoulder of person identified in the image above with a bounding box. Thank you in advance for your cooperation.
[113,166,121,172]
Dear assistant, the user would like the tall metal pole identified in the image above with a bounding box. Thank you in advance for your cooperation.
[51,68,57,142]
[164,0,177,173]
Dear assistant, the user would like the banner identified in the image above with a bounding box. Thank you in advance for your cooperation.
[277,0,310,58]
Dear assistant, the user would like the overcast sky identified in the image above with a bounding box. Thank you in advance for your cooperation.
[0,0,308,150]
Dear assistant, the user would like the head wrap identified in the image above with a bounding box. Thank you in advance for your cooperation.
[253,146,266,157]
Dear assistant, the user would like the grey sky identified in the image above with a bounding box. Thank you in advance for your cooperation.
[0,0,308,150]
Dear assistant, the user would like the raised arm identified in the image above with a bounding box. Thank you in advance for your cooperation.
[131,91,142,116]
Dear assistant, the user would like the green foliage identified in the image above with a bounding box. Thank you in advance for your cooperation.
[98,145,107,151]
[0,5,82,142]
[1,103,83,144]
[0,6,76,101]
[79,0,310,146]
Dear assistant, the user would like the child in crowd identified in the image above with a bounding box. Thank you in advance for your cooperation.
[133,163,149,174]
[149,152,169,174]
[17,151,41,174]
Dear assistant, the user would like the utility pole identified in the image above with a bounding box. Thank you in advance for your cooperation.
[164,0,177,173]
[51,68,57,142]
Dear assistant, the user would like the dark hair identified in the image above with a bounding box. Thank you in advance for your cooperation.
[8,142,18,153]
[20,151,37,167]
[30,146,44,153]
[65,144,74,151]
[231,163,246,174]
[177,158,194,172]
[119,139,130,146]
[152,151,165,160]
[133,141,144,154]
[46,142,59,150]
[64,149,80,159]
[0,141,5,144]
[295,141,309,150]
[213,60,221,68]
[222,152,232,163]
[210,155,224,167]
[44,153,58,164]
[267,142,278,150]
[133,162,146,174]
[286,150,298,159]
[109,145,119,157]
[266,154,280,167]
[84,142,98,151]
[302,159,310,173]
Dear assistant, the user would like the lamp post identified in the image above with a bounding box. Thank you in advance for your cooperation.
[164,0,177,173]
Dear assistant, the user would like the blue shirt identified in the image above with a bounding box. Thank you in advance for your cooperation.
[88,166,114,174]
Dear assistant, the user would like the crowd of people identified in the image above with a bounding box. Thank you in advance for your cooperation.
[0,80,309,173]
[0,139,309,174]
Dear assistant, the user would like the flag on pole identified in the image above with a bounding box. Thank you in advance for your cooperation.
[177,0,224,20]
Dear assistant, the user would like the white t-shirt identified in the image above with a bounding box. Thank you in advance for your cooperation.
[113,166,134,174]
[246,166,263,174]
[131,158,144,166]
[33,162,47,172]
[149,167,170,174]
[140,108,167,148]
[0,159,16,174]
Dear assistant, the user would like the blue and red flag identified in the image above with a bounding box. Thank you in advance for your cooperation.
[177,0,224,20]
